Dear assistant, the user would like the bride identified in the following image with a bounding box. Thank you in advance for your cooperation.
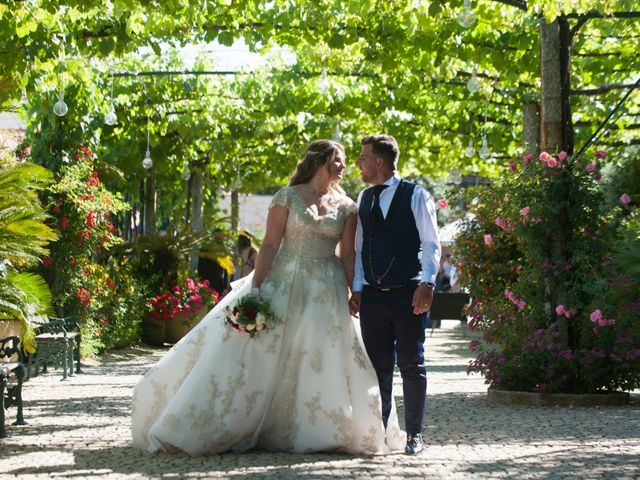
[131,139,404,455]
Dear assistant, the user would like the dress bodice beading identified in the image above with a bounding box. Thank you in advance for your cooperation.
[271,186,357,259]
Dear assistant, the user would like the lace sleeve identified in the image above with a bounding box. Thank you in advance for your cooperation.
[269,186,291,210]
[343,195,358,216]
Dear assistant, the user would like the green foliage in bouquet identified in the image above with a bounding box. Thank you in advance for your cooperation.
[454,150,640,394]
[225,294,281,338]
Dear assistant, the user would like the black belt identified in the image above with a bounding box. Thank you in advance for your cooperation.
[366,281,419,293]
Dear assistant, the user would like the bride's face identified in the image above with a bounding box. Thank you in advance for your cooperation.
[326,150,346,182]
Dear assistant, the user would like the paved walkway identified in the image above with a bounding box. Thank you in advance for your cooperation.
[1,322,639,479]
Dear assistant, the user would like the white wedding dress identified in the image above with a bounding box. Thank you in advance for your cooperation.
[131,186,404,455]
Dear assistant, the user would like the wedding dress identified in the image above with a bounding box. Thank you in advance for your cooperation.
[131,186,404,455]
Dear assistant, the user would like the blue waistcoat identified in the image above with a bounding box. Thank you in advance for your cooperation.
[359,180,421,288]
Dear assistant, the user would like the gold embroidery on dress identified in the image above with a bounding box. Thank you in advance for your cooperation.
[305,392,322,425]
[352,335,369,370]
[245,390,262,417]
[310,351,323,373]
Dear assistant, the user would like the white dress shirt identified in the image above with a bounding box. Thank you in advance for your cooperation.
[353,174,441,292]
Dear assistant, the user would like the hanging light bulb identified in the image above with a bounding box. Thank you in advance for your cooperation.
[232,172,243,190]
[317,69,330,95]
[332,121,342,141]
[457,0,476,28]
[466,69,481,93]
[104,108,117,126]
[104,74,117,125]
[479,134,491,159]
[142,149,153,169]
[181,162,191,180]
[142,111,153,169]
[464,138,476,158]
[53,90,68,117]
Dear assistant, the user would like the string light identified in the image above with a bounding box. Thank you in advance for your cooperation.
[464,137,476,158]
[479,107,491,159]
[458,0,476,28]
[142,110,153,169]
[466,67,481,93]
[317,69,330,94]
[53,88,68,117]
[104,73,117,126]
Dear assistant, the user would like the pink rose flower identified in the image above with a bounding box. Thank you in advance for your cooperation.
[495,217,508,230]
[558,151,568,161]
[620,193,631,205]
[437,198,449,209]
[595,150,607,159]
[519,206,530,217]
[585,162,596,173]
[546,157,558,168]
[590,309,603,323]
[539,152,550,162]
[483,234,493,246]
[508,162,518,173]
[516,300,526,310]
[522,153,533,165]
[594,172,602,182]
[555,304,565,316]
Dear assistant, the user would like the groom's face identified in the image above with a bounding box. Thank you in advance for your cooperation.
[356,144,380,184]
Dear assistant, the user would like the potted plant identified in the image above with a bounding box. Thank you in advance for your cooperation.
[145,276,220,344]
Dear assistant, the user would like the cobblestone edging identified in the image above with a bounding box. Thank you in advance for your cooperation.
[488,388,630,407]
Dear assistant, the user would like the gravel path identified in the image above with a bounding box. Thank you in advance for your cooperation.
[1,321,639,479]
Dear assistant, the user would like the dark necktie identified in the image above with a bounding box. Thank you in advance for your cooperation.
[371,184,389,227]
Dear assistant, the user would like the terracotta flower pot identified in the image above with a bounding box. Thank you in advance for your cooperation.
[164,304,208,344]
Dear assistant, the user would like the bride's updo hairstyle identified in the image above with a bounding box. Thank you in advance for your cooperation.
[289,139,345,186]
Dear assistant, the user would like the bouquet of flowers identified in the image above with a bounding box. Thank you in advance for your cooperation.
[225,293,280,337]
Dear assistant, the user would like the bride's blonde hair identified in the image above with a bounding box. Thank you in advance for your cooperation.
[289,140,345,191]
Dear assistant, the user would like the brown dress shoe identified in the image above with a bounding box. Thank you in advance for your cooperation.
[405,433,424,455]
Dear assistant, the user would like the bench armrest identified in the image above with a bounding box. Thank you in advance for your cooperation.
[0,335,24,363]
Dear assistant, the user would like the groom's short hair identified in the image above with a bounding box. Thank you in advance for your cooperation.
[361,135,399,170]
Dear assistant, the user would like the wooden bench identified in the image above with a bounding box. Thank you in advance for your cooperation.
[0,335,26,438]
[25,317,81,381]
[428,292,471,334]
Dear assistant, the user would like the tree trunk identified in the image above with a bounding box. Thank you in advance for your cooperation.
[189,169,204,271]
[540,18,573,347]
[523,102,540,154]
[143,171,157,237]
[540,20,563,152]
[231,190,239,233]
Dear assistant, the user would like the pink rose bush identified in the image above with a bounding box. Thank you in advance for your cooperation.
[454,147,640,394]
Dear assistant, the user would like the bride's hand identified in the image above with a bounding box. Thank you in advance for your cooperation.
[250,287,261,298]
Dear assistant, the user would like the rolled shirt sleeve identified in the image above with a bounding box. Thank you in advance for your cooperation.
[412,185,441,285]
[353,190,365,292]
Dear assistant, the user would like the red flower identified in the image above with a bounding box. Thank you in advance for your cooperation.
[52,204,61,214]
[60,216,69,230]
[75,146,93,162]
[76,287,91,306]
[78,230,91,240]
[68,257,76,267]
[85,211,98,228]
[86,171,100,187]
[107,222,117,234]
[105,278,116,289]
[42,256,54,267]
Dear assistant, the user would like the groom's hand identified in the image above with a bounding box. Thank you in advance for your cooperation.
[412,283,434,315]
[349,292,362,316]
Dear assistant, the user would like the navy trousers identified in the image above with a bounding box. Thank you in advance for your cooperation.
[360,284,427,435]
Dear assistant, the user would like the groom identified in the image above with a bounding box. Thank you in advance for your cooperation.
[349,134,440,455]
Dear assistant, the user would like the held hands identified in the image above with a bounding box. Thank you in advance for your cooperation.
[349,291,362,317]
[412,283,434,315]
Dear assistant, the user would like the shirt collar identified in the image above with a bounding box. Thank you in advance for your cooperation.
[383,173,401,187]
